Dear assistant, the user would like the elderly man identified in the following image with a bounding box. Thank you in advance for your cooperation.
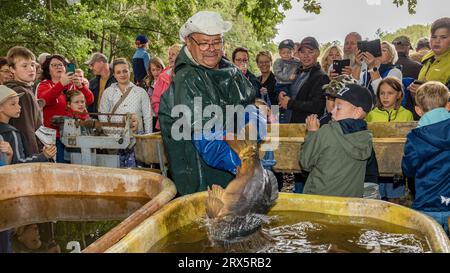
[392,36,422,79]
[85,52,116,112]
[343,32,362,68]
[158,11,256,195]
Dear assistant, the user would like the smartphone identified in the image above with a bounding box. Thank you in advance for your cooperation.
[66,63,76,74]
[357,39,382,57]
[332,59,351,74]
[413,80,425,85]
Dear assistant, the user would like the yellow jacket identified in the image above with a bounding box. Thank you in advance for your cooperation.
[418,48,450,86]
[366,106,414,122]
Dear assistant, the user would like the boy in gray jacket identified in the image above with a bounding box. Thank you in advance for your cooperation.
[300,84,374,197]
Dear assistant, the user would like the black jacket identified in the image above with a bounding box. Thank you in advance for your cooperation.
[88,72,116,113]
[0,122,47,164]
[287,62,329,123]
[395,53,423,79]
[258,72,277,105]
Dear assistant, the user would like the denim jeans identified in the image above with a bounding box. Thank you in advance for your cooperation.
[420,211,450,235]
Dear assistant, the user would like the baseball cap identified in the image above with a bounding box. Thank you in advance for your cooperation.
[278,39,295,50]
[392,36,412,49]
[416,37,430,50]
[179,11,232,41]
[334,84,373,113]
[323,75,358,98]
[84,52,108,66]
[0,85,24,105]
[299,37,320,50]
[135,35,149,45]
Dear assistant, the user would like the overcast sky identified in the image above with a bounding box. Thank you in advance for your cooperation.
[275,0,450,44]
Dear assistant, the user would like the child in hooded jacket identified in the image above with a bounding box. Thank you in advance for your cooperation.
[402,81,450,234]
[366,77,414,203]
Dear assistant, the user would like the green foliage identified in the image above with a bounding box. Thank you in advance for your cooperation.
[0,0,419,74]
[380,24,431,47]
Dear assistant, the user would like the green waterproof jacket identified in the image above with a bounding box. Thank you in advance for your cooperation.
[300,120,373,197]
[158,46,256,195]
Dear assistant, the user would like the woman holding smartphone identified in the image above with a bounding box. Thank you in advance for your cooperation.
[36,54,94,162]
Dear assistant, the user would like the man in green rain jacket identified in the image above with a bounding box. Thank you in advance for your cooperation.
[158,11,255,195]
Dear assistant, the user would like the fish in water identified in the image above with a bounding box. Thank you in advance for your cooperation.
[205,124,279,244]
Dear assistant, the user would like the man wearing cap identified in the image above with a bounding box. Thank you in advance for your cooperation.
[393,36,422,79]
[300,84,374,198]
[278,36,329,124]
[132,34,151,85]
[85,52,116,113]
[410,37,431,63]
[158,11,255,195]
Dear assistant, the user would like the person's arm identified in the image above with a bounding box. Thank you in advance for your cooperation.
[143,52,151,73]
[76,84,94,106]
[300,129,324,172]
[9,132,48,164]
[352,50,364,81]
[401,136,420,178]
[151,73,171,118]
[287,74,328,114]
[140,89,153,134]
[98,87,112,122]
[36,80,66,107]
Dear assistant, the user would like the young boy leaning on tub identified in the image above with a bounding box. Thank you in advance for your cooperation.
[300,83,374,198]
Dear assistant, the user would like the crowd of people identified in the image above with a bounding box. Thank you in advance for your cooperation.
[0,11,449,237]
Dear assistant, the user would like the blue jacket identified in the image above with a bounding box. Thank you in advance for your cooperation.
[402,117,450,212]
[132,48,151,83]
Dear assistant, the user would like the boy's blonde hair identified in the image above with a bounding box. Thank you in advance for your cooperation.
[6,46,36,68]
[415,81,449,112]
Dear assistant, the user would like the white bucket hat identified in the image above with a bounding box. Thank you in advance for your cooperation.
[0,85,24,105]
[179,11,232,41]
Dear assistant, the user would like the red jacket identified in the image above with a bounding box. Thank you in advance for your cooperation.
[151,66,173,129]
[37,80,94,137]
[64,108,90,120]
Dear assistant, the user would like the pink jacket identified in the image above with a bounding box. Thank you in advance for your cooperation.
[151,66,173,129]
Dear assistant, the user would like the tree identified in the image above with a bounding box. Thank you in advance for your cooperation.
[380,24,430,47]
[0,0,420,72]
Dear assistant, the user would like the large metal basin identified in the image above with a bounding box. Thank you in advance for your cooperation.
[0,163,176,253]
[106,192,450,253]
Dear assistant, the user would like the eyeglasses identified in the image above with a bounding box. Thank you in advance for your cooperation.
[257,61,271,65]
[189,36,223,51]
[234,58,249,63]
[0,69,11,73]
[50,63,65,68]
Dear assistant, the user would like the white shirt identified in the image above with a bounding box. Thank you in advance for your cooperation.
[99,82,152,134]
